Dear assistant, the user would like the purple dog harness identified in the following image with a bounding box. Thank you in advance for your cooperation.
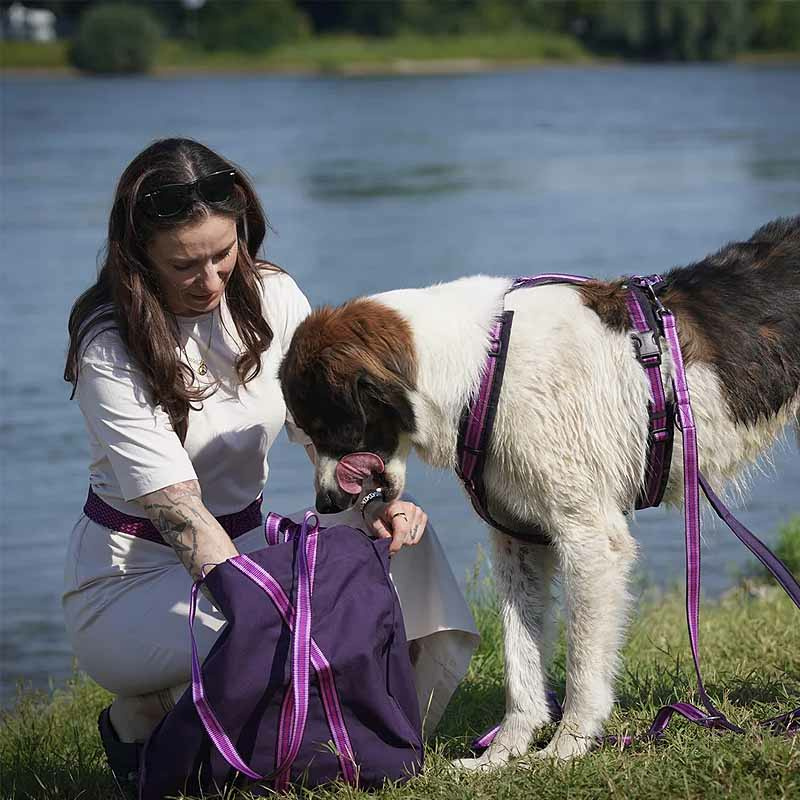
[461,273,800,748]
[456,273,673,545]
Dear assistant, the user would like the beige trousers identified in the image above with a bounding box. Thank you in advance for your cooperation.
[63,503,479,735]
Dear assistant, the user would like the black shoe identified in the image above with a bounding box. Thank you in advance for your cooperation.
[97,706,142,799]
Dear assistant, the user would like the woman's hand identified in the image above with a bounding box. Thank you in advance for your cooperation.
[364,499,428,555]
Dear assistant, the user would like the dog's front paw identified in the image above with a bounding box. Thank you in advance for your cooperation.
[534,726,595,761]
[451,756,494,771]
[451,748,512,772]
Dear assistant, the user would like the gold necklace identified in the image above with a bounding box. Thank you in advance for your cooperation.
[195,311,214,377]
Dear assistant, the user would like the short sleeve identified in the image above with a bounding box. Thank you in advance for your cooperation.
[260,270,313,447]
[76,335,197,501]
[285,409,312,446]
[264,270,312,355]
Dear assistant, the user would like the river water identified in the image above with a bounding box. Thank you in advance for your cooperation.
[1,65,799,705]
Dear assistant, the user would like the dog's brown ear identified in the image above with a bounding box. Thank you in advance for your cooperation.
[354,371,416,435]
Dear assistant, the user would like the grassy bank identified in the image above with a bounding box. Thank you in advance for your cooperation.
[4,32,588,76]
[3,36,799,77]
[2,577,798,799]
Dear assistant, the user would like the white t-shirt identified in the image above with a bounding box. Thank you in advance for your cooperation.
[76,269,311,517]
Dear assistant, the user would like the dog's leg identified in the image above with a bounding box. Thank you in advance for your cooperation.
[455,530,556,770]
[536,509,636,760]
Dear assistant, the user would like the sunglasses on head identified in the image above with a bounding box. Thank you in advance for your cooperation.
[138,169,237,218]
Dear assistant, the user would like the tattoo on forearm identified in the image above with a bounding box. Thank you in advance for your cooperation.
[139,481,230,580]
[143,500,203,576]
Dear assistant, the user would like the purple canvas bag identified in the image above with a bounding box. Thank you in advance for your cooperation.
[138,512,423,798]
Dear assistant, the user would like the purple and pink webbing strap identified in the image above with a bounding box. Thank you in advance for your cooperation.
[188,511,358,790]
[457,274,593,544]
[458,272,593,480]
[625,276,673,509]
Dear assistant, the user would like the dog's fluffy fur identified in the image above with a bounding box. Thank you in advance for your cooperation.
[279,216,800,763]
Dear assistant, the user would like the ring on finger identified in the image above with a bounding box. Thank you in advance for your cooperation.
[391,512,408,521]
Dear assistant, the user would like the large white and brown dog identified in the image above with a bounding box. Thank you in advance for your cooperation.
[278,216,800,764]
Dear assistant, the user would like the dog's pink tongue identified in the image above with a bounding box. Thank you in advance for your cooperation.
[335,452,385,494]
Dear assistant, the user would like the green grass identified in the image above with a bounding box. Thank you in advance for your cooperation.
[159,31,591,73]
[0,40,70,70]
[1,31,590,75]
[2,575,798,800]
[3,36,798,76]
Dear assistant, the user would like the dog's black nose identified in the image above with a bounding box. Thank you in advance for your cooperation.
[315,490,343,515]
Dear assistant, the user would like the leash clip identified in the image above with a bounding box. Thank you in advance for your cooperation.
[632,274,669,319]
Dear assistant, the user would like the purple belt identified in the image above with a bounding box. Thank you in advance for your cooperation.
[83,487,262,545]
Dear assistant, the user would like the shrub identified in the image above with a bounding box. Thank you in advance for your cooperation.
[197,0,310,53]
[69,4,162,74]
[743,515,800,587]
[772,516,800,577]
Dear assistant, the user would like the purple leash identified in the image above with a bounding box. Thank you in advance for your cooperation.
[652,309,743,734]
[189,511,358,789]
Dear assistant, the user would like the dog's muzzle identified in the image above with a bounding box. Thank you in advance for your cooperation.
[315,488,355,515]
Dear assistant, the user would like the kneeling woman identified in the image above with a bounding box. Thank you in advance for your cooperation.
[62,138,477,787]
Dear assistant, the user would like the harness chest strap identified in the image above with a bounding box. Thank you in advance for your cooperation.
[625,276,675,509]
[454,308,544,542]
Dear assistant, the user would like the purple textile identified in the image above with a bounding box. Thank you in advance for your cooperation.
[138,518,423,798]
[83,486,262,544]
[624,278,673,509]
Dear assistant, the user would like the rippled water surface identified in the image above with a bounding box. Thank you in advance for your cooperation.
[2,65,799,704]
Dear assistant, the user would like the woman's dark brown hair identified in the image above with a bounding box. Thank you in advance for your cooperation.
[65,138,274,441]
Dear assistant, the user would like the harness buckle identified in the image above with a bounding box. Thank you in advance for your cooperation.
[631,329,662,366]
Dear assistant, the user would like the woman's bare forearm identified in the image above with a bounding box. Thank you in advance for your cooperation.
[136,480,239,580]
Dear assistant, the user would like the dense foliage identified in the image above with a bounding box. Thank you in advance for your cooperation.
[27,0,798,63]
[195,0,310,52]
[68,3,161,73]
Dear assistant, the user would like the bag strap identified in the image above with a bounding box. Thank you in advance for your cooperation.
[232,543,359,785]
[190,513,358,786]
[189,580,268,780]
[189,512,315,781]
[263,514,357,783]
[265,512,292,546]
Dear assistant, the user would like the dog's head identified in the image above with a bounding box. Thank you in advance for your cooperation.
[278,298,417,514]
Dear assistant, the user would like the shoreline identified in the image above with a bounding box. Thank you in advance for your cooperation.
[2,57,599,79]
[3,35,797,79]
[4,56,799,80]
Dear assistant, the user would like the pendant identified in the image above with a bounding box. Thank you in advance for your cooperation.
[197,361,208,376]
